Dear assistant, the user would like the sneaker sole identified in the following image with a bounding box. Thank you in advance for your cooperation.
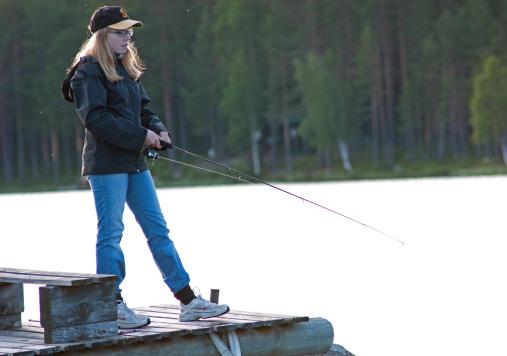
[117,317,151,329]
[179,306,230,322]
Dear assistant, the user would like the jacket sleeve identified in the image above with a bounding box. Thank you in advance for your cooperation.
[71,63,147,152]
[139,82,170,136]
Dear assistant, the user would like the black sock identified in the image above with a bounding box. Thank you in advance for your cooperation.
[174,285,196,305]
[116,293,124,302]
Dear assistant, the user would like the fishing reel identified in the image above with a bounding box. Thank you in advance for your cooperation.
[145,139,172,160]
[146,150,159,160]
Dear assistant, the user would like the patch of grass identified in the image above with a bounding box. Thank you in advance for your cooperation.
[1,156,506,194]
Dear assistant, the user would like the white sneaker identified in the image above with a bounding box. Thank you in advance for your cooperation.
[179,295,230,322]
[116,301,151,329]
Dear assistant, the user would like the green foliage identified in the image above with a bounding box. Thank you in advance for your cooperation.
[1,0,507,188]
[212,0,266,152]
[470,55,507,143]
[182,3,220,141]
[295,51,346,151]
[220,50,253,149]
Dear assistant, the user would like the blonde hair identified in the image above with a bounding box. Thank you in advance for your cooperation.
[67,27,144,82]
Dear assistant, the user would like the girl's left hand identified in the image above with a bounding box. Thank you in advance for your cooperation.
[159,131,172,145]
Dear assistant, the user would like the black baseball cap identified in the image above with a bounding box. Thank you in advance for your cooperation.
[88,6,143,33]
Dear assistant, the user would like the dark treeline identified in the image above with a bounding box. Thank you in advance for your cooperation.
[1,0,507,187]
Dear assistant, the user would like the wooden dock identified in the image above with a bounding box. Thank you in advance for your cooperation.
[0,305,336,355]
[0,268,345,355]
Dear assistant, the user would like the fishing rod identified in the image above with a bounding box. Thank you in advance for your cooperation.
[148,141,405,246]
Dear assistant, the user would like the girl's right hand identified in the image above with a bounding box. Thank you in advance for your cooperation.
[144,130,162,149]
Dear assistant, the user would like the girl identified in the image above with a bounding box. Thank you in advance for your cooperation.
[63,5,229,328]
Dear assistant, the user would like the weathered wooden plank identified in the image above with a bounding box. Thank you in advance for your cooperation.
[135,306,303,330]
[39,283,116,328]
[0,331,43,340]
[0,268,116,284]
[0,330,87,354]
[154,304,309,321]
[132,312,221,329]
[0,329,140,352]
[0,346,34,356]
[0,340,58,355]
[135,310,238,334]
[118,330,164,342]
[142,305,270,319]
[137,306,302,331]
[131,310,197,323]
[137,305,290,324]
[20,322,41,329]
[140,314,238,334]
[0,284,23,315]
[74,334,141,352]
[0,336,44,344]
[43,320,118,344]
[119,325,186,338]
[15,327,42,334]
[0,315,21,330]
[0,273,91,287]
[0,337,58,355]
[228,310,310,323]
[147,320,213,333]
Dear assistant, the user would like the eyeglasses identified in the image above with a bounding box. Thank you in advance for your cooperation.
[110,29,133,39]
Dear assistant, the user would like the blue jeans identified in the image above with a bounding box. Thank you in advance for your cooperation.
[87,170,190,295]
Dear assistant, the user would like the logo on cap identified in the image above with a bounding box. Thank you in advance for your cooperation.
[119,8,128,19]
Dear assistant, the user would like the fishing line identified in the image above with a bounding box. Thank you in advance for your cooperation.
[156,155,253,185]
[149,143,405,246]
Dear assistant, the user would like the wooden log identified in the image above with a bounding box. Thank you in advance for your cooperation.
[39,283,117,343]
[62,317,334,356]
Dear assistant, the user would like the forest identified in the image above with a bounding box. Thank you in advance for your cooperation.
[1,0,507,189]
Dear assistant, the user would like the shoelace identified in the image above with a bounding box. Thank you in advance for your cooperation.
[119,302,138,318]
[196,295,216,308]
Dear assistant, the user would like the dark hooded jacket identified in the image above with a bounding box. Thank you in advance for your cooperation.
[70,55,168,175]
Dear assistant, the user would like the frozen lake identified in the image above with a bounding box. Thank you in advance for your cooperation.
[1,176,506,356]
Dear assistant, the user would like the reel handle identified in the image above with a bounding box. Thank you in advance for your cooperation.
[159,139,173,150]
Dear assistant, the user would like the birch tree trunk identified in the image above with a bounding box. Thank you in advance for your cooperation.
[50,129,59,180]
[337,139,352,173]
[281,64,293,174]
[502,134,507,166]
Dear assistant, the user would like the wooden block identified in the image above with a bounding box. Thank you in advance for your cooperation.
[43,321,118,344]
[39,282,116,329]
[0,314,21,330]
[0,284,23,315]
